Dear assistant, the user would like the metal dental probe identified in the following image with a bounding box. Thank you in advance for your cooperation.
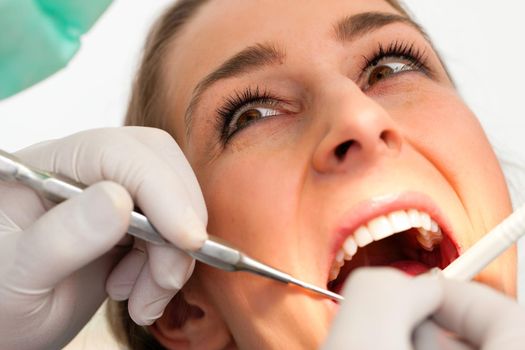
[0,149,343,302]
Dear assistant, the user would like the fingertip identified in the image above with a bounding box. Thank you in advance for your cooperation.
[107,285,132,302]
[92,181,133,228]
[140,317,157,327]
[353,266,407,280]
[412,270,443,298]
[127,265,178,326]
[148,244,195,290]
[342,267,442,323]
[343,267,409,294]
[128,298,163,326]
[128,301,159,326]
[128,290,176,326]
[106,246,147,301]
[78,182,133,241]
[172,206,208,251]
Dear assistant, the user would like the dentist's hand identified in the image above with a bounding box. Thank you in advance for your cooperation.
[0,127,207,350]
[322,267,525,350]
[413,275,525,350]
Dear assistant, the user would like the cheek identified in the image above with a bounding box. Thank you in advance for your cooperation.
[392,86,511,226]
[390,87,515,293]
[374,85,515,295]
[198,154,302,261]
[198,263,332,349]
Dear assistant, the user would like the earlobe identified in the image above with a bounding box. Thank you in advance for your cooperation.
[149,284,234,350]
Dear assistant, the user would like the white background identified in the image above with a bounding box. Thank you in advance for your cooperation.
[1,0,525,294]
[1,1,524,347]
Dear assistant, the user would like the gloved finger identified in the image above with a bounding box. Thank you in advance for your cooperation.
[124,126,206,222]
[433,278,525,350]
[322,267,442,350]
[413,319,474,350]
[9,181,132,291]
[106,241,147,301]
[0,182,46,231]
[128,262,177,326]
[0,208,21,235]
[147,243,195,291]
[16,127,208,251]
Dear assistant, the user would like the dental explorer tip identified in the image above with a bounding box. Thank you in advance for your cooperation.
[288,277,344,302]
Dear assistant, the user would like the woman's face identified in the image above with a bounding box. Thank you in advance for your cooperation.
[162,0,515,348]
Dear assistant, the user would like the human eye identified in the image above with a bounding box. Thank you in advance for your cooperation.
[360,40,431,90]
[215,86,287,143]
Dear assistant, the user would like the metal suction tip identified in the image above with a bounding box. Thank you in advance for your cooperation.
[288,277,345,302]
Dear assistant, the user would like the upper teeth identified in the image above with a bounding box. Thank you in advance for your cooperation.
[328,209,442,282]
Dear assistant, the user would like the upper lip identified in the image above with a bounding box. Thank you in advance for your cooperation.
[328,191,460,278]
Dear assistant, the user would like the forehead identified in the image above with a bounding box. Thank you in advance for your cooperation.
[165,0,402,139]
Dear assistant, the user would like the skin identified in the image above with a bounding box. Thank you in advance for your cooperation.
[153,0,516,348]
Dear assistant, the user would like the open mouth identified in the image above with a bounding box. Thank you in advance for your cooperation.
[327,208,460,294]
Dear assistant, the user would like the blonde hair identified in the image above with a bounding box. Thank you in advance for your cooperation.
[111,0,412,348]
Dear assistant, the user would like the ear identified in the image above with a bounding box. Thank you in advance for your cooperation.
[148,282,234,350]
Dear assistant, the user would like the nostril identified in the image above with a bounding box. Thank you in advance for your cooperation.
[334,140,355,160]
[380,130,401,150]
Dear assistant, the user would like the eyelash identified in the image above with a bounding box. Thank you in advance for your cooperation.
[216,40,429,144]
[216,86,284,143]
[361,40,430,80]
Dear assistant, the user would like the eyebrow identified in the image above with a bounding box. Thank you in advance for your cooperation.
[183,42,285,137]
[332,12,427,43]
[184,12,428,137]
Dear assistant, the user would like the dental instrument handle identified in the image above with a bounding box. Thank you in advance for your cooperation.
[0,149,256,255]
[0,149,251,259]
[443,205,525,281]
[0,149,168,244]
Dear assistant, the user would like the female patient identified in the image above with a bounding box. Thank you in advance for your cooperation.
[107,0,520,348]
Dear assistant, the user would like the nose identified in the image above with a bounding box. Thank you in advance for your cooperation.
[311,84,402,174]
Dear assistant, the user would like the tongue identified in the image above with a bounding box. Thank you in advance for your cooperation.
[389,260,430,276]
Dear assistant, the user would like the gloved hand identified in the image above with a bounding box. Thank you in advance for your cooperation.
[0,127,207,350]
[322,267,525,350]
[413,275,525,350]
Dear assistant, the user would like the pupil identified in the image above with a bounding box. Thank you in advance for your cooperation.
[237,109,261,128]
[369,65,394,85]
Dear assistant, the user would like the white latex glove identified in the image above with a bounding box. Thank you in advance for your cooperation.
[0,127,207,350]
[322,267,525,350]
[413,277,525,350]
